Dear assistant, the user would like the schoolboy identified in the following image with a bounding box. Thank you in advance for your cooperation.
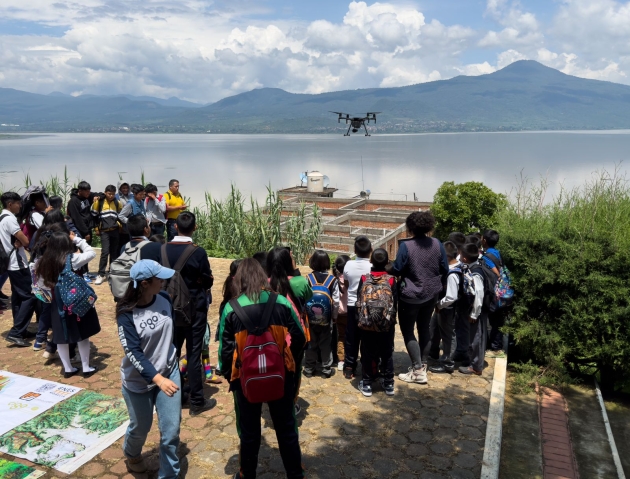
[481,229,505,355]
[429,241,460,374]
[119,184,147,221]
[447,232,466,252]
[303,250,338,378]
[1,192,36,347]
[91,185,122,285]
[67,181,93,244]
[144,183,167,236]
[342,235,373,379]
[357,248,397,397]
[458,243,487,375]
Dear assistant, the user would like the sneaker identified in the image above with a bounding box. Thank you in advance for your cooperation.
[303,370,314,378]
[94,275,106,286]
[33,341,45,351]
[83,274,92,284]
[358,380,372,397]
[42,350,57,360]
[343,368,354,379]
[189,398,217,416]
[126,455,148,473]
[321,370,332,378]
[398,366,428,384]
[379,378,395,396]
[337,361,344,371]
[294,403,302,416]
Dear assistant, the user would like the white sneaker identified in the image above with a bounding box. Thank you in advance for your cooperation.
[337,361,344,371]
[94,275,106,285]
[398,366,428,384]
[42,350,57,360]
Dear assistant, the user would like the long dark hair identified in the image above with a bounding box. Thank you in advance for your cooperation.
[231,258,269,302]
[221,259,242,306]
[266,247,298,305]
[42,208,65,226]
[31,223,70,261]
[116,281,148,316]
[35,232,76,288]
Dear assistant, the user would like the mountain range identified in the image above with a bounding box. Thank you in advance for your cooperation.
[2,61,630,133]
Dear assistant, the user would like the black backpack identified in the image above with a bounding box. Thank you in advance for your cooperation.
[0,214,15,275]
[469,262,498,312]
[161,244,198,325]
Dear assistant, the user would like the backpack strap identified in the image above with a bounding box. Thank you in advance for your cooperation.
[161,243,197,271]
[483,252,502,268]
[161,244,171,268]
[230,292,278,335]
[307,273,319,287]
[322,274,335,289]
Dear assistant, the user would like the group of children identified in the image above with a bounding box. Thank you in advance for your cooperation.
[214,226,507,400]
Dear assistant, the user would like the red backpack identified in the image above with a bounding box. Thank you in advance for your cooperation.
[230,293,285,403]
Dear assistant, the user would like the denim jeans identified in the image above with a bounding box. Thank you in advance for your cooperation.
[122,365,181,479]
[166,220,177,242]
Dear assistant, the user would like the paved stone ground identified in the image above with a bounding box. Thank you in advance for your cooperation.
[0,257,496,479]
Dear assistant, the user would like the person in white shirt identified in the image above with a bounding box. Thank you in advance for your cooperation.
[1,192,37,347]
[341,235,373,379]
[429,241,461,374]
[458,243,487,375]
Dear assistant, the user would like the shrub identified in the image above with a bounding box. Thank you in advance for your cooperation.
[432,181,506,239]
[496,169,630,390]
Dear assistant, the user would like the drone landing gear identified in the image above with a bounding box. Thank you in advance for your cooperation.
[345,124,352,136]
[363,123,371,137]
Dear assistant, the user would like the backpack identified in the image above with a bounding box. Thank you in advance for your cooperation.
[0,214,15,275]
[230,293,285,403]
[56,254,97,318]
[161,244,198,325]
[446,266,476,314]
[483,252,515,309]
[305,273,335,327]
[468,262,498,312]
[108,240,149,299]
[357,273,396,332]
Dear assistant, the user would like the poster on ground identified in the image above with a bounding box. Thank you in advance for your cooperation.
[0,390,129,474]
[0,458,45,479]
[0,371,82,436]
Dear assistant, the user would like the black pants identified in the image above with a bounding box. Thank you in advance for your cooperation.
[469,312,488,372]
[167,219,177,242]
[398,297,438,370]
[343,306,361,372]
[98,230,119,275]
[234,380,304,479]
[150,222,165,236]
[455,308,470,359]
[7,269,36,338]
[429,308,456,368]
[360,328,395,386]
[488,309,505,351]
[174,313,207,407]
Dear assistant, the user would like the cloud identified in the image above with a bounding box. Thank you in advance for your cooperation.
[0,0,629,102]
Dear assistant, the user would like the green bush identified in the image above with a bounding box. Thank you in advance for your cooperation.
[496,170,630,390]
[432,181,506,239]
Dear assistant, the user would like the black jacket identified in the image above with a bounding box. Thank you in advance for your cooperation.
[67,189,93,238]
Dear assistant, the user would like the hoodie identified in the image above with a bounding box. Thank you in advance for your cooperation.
[67,189,93,238]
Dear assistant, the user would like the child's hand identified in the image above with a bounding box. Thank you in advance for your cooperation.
[468,316,478,324]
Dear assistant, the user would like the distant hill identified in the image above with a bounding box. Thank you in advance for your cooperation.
[3,61,630,132]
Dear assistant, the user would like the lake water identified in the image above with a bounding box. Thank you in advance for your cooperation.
[1,132,630,206]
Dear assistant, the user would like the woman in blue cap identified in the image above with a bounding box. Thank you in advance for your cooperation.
[116,259,181,478]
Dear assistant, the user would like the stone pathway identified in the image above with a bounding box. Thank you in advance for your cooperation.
[0,258,496,479]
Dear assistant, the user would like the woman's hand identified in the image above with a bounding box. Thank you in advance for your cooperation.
[159,379,180,397]
[69,231,76,242]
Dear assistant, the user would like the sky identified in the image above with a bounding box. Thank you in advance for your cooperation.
[0,0,629,104]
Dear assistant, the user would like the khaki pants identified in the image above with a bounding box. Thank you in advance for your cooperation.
[336,313,348,361]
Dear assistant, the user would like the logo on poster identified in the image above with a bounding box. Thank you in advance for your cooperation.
[19,392,41,401]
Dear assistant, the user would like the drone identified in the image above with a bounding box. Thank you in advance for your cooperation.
[330,111,380,136]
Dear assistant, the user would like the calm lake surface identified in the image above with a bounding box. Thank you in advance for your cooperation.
[1,132,629,206]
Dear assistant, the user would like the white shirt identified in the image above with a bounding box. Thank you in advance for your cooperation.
[469,261,485,320]
[30,211,44,230]
[0,211,28,271]
[438,263,461,310]
[343,257,372,307]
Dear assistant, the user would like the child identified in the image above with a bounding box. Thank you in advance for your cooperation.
[333,255,350,371]
[49,196,63,210]
[356,248,397,396]
[119,184,147,222]
[429,241,460,374]
[144,184,167,236]
[303,250,338,378]
[458,243,487,375]
[91,185,122,285]
[149,234,166,244]
[481,229,505,355]
[342,235,373,379]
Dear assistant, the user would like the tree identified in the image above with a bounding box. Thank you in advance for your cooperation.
[431,181,506,239]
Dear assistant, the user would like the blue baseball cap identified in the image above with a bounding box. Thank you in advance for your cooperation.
[129,260,175,288]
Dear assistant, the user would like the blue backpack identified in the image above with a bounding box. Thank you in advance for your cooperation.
[56,254,97,319]
[306,273,335,327]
